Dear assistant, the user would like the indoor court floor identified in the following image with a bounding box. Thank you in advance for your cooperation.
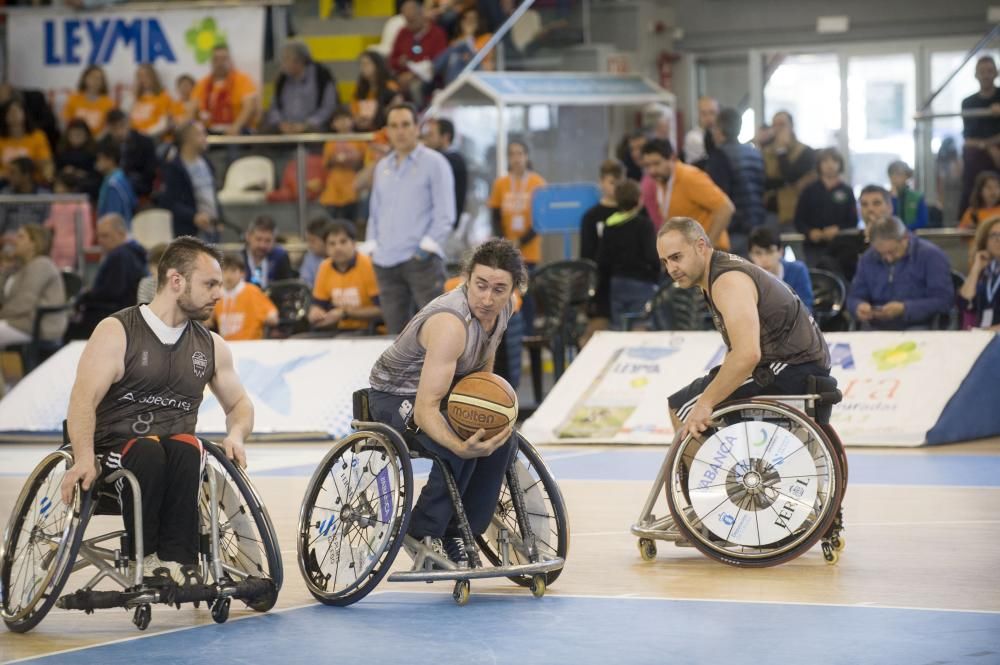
[2,438,999,664]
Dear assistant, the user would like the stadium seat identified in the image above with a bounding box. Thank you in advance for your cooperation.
[131,209,174,250]
[218,156,275,205]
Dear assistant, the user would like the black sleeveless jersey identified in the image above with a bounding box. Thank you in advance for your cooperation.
[93,307,216,451]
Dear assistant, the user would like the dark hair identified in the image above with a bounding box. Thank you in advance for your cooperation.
[614,179,641,211]
[332,105,354,123]
[136,63,164,96]
[221,252,246,271]
[213,43,230,54]
[508,138,529,154]
[748,226,782,251]
[8,156,36,179]
[599,159,625,180]
[60,118,95,154]
[433,118,455,143]
[0,100,36,137]
[156,236,223,290]
[385,102,418,124]
[53,169,82,192]
[887,160,913,178]
[459,5,488,36]
[95,137,120,164]
[816,147,844,175]
[355,50,393,103]
[176,73,195,87]
[77,65,109,95]
[306,215,331,238]
[325,219,358,241]
[773,110,794,127]
[462,238,527,291]
[970,170,1000,210]
[977,55,996,68]
[717,107,742,141]
[859,184,891,205]
[106,108,127,126]
[641,138,674,159]
[247,215,277,235]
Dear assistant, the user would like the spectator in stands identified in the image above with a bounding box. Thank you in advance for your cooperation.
[422,117,467,228]
[264,41,339,135]
[959,216,1000,330]
[847,216,954,331]
[390,0,448,105]
[105,109,157,199]
[364,102,452,333]
[299,216,331,289]
[308,219,382,334]
[794,147,858,272]
[936,137,963,227]
[579,158,623,343]
[95,138,136,225]
[748,226,814,312]
[763,110,815,229]
[434,5,494,86]
[45,171,93,271]
[171,74,198,127]
[353,51,399,131]
[959,56,1000,218]
[888,160,928,230]
[616,130,646,181]
[69,213,147,339]
[62,65,114,137]
[0,99,53,182]
[489,139,546,268]
[0,158,51,236]
[640,138,735,250]
[158,121,220,239]
[599,179,659,329]
[0,224,67,348]
[242,215,293,289]
[682,96,719,167]
[214,253,279,341]
[136,242,168,305]
[709,107,765,256]
[193,44,260,135]
[320,108,365,221]
[959,170,1000,230]
[55,119,100,203]
[128,64,172,139]
[425,0,463,38]
[0,84,59,153]
[859,183,893,232]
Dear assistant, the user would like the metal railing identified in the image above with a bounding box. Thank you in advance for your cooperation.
[0,193,90,275]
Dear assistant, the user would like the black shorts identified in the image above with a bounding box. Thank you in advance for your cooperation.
[668,361,831,421]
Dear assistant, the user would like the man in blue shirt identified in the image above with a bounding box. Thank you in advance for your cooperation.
[747,226,814,312]
[847,216,954,330]
[95,138,137,226]
[240,215,293,289]
[363,102,454,333]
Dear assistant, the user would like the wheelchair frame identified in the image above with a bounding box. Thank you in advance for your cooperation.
[630,390,847,568]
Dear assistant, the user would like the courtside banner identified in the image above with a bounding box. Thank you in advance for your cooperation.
[520,330,994,447]
[5,6,264,111]
[0,338,393,441]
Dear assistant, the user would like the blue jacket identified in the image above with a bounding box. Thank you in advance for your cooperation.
[97,169,137,225]
[781,259,814,313]
[715,140,766,235]
[847,234,954,330]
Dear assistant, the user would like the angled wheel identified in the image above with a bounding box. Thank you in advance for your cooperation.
[476,435,569,586]
[199,441,283,612]
[665,399,844,567]
[2,451,92,633]
[297,429,413,606]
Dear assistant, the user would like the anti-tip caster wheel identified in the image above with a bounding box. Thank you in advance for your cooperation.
[453,580,470,606]
[638,538,657,561]
[822,542,839,565]
[133,604,151,631]
[831,534,845,552]
[211,597,231,623]
[530,574,546,598]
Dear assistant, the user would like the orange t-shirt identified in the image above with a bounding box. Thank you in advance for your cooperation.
[445,276,522,311]
[658,162,731,251]
[193,70,258,128]
[312,252,379,331]
[320,140,366,206]
[488,171,547,264]
[214,281,277,341]
[62,93,115,136]
[0,130,53,178]
[350,80,399,128]
[129,91,174,135]
[171,98,197,125]
[959,204,1000,230]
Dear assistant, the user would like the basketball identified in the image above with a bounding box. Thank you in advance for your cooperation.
[446,372,519,439]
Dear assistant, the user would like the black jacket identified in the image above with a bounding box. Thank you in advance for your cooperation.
[158,156,221,237]
[80,240,148,314]
[598,208,660,284]
[442,149,467,228]
[122,129,158,198]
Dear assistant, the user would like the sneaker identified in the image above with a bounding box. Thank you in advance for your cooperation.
[143,553,195,586]
[443,537,470,569]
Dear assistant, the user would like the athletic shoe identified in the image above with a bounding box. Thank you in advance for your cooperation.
[443,537,470,569]
[143,553,196,586]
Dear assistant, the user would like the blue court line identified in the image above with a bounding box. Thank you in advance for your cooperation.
[13,592,1000,665]
[254,451,1000,487]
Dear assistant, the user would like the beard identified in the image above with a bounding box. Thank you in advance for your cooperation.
[177,285,214,321]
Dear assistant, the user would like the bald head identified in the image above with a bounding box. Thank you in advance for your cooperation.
[97,214,128,253]
[697,96,719,130]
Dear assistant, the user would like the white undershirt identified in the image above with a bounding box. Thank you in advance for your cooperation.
[139,304,188,345]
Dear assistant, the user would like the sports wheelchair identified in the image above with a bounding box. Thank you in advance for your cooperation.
[1,430,283,633]
[297,389,568,606]
[631,376,848,567]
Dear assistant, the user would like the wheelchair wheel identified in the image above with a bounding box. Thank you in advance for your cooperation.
[665,399,845,567]
[476,435,569,586]
[200,442,283,612]
[297,429,412,606]
[1,451,91,633]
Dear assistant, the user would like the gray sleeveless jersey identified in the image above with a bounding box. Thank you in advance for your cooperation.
[705,251,830,368]
[93,306,216,451]
[369,286,512,395]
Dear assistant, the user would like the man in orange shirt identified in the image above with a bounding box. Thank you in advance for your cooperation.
[214,253,278,340]
[193,44,260,135]
[488,140,546,266]
[639,138,734,251]
[308,220,382,334]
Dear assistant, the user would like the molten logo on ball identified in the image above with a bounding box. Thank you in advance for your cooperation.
[450,406,497,425]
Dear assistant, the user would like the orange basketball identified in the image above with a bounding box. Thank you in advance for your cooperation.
[447,372,519,439]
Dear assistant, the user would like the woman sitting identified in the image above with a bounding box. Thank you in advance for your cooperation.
[0,224,68,348]
[959,216,1000,331]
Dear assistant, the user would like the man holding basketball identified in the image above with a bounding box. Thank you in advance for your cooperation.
[658,217,831,438]
[367,238,524,566]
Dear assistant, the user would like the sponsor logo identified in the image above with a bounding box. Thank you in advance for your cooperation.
[192,351,208,378]
[872,341,921,371]
[318,515,336,537]
[624,346,678,361]
[44,18,177,66]
[398,399,413,422]
[185,17,226,64]
[773,500,797,529]
[376,467,392,523]
[718,512,735,526]
[39,496,52,515]
[697,436,735,489]
[751,427,768,447]
[141,350,149,367]
[450,405,497,425]
[121,393,191,411]
[120,392,135,402]
[828,342,855,370]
